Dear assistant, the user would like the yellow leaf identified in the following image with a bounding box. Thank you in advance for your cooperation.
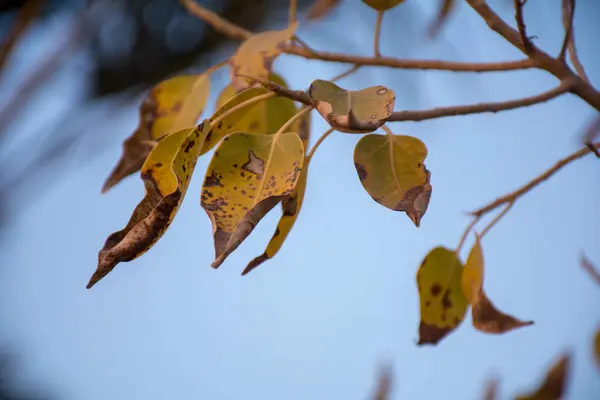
[203,87,272,155]
[102,74,210,193]
[215,73,299,136]
[201,131,304,269]
[230,22,298,91]
[242,159,308,275]
[515,354,570,400]
[361,0,406,12]
[88,121,211,289]
[416,247,468,345]
[353,133,431,227]
[308,80,395,133]
[463,237,534,334]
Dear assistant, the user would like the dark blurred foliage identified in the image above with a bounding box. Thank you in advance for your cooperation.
[0,0,314,226]
[0,353,53,400]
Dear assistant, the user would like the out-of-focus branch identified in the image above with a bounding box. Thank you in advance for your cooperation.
[0,0,44,78]
[179,0,535,73]
[581,254,600,287]
[471,142,600,217]
[560,0,589,82]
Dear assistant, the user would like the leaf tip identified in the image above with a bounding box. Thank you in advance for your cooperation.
[242,253,269,276]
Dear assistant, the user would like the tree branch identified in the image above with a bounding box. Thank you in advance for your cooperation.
[471,142,600,217]
[513,0,534,54]
[465,0,600,112]
[581,253,600,287]
[180,0,534,73]
[558,0,574,60]
[561,0,589,82]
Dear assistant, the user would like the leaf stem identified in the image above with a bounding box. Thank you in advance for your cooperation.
[374,11,383,58]
[331,64,361,82]
[479,201,514,239]
[456,216,480,254]
[210,92,277,129]
[275,106,313,137]
[306,127,334,162]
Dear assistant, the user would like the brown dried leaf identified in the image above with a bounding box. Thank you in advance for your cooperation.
[515,354,570,400]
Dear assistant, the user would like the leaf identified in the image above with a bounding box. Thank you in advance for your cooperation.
[102,74,210,192]
[215,73,299,136]
[416,247,468,345]
[515,354,570,400]
[353,133,432,227]
[201,131,304,269]
[242,159,308,275]
[88,121,211,289]
[307,0,341,20]
[230,22,298,91]
[202,87,272,155]
[361,0,406,12]
[463,236,534,334]
[594,327,600,370]
[308,80,395,133]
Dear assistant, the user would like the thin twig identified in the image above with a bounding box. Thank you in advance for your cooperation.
[561,0,589,82]
[306,127,334,162]
[465,0,600,112]
[582,116,600,157]
[513,0,534,53]
[471,142,600,217]
[480,201,514,238]
[245,77,312,104]
[180,0,534,73]
[210,92,277,128]
[374,11,383,58]
[389,82,572,122]
[457,216,480,254]
[559,0,574,60]
[581,253,600,287]
[330,64,361,82]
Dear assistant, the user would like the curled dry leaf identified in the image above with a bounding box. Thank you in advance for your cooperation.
[102,74,210,193]
[462,235,534,334]
[201,131,304,269]
[306,0,341,20]
[515,354,570,400]
[215,73,299,136]
[416,247,468,345]
[88,122,211,289]
[243,160,308,275]
[230,22,298,91]
[361,0,406,12]
[354,133,431,227]
[308,79,395,133]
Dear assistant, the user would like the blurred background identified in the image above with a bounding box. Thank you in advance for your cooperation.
[0,0,599,399]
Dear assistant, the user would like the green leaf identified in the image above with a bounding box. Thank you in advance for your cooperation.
[88,121,211,289]
[515,354,570,400]
[361,0,406,12]
[308,80,395,133]
[215,73,299,136]
[416,247,468,345]
[463,236,534,334]
[230,22,298,91]
[353,133,431,227]
[242,159,308,275]
[102,74,210,193]
[201,131,304,269]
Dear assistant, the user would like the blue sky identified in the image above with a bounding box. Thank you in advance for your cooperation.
[1,1,599,399]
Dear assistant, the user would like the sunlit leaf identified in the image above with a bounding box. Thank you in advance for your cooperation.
[230,22,298,91]
[307,0,341,20]
[88,121,211,289]
[515,354,570,400]
[215,73,299,135]
[201,131,304,269]
[361,0,406,12]
[353,133,431,227]
[242,160,308,275]
[203,87,272,155]
[416,247,468,345]
[102,74,210,192]
[308,80,395,133]
[463,236,534,334]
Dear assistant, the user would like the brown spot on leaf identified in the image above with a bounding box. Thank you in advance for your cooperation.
[241,150,265,177]
[430,284,442,297]
[171,101,183,113]
[204,171,224,188]
[441,289,453,310]
[355,162,367,181]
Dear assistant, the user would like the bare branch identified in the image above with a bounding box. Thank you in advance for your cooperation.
[465,0,600,112]
[180,0,534,73]
[388,82,571,122]
[561,0,589,82]
[471,142,600,217]
[581,253,600,287]
[374,11,383,58]
[559,0,574,60]
[513,0,534,54]
[480,201,514,238]
[428,0,456,39]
